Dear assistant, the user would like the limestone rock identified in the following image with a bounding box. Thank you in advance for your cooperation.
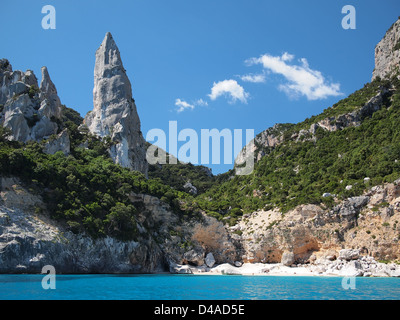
[235,123,292,169]
[205,252,216,268]
[281,251,295,266]
[212,263,241,275]
[170,264,193,274]
[0,61,61,143]
[84,32,148,176]
[39,66,62,119]
[234,261,243,267]
[183,248,205,266]
[0,177,170,273]
[43,129,70,155]
[183,181,197,195]
[372,18,400,81]
[339,249,360,261]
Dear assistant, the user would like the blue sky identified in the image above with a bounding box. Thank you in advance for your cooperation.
[1,0,399,174]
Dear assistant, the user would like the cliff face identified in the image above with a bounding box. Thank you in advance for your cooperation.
[1,175,399,274]
[84,32,148,176]
[0,176,234,273]
[0,177,167,273]
[372,18,400,81]
[228,17,400,268]
[234,123,291,168]
[229,179,400,265]
[0,60,62,143]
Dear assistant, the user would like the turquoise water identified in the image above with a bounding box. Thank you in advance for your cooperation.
[0,274,399,300]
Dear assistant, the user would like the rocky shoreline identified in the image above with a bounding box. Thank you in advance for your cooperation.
[171,251,400,277]
[1,175,400,276]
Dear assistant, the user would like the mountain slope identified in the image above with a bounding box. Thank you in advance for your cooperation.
[0,18,400,273]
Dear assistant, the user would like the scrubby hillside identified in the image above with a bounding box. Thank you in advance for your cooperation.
[194,76,400,221]
[1,18,400,274]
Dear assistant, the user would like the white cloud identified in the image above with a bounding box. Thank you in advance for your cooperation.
[175,98,208,113]
[175,99,195,113]
[195,98,208,107]
[239,73,266,83]
[208,79,249,104]
[246,52,342,100]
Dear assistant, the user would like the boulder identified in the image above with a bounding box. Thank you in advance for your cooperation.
[281,251,295,266]
[339,249,360,261]
[205,252,216,268]
[212,263,241,275]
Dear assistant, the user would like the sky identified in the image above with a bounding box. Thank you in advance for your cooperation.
[1,0,399,174]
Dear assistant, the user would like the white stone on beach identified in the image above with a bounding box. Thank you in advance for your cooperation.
[205,252,216,268]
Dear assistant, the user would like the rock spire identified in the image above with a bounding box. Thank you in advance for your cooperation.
[84,32,148,176]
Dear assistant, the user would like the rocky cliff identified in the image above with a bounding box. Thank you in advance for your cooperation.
[235,18,400,170]
[0,177,170,273]
[0,176,234,273]
[1,174,399,275]
[229,179,400,265]
[372,17,400,81]
[1,20,400,276]
[84,32,148,176]
[234,123,292,168]
[0,60,62,144]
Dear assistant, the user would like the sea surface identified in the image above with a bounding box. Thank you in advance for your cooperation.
[0,274,399,300]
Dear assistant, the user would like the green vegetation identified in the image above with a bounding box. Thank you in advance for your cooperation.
[148,162,215,194]
[289,78,392,133]
[190,76,400,219]
[0,110,190,240]
[1,69,400,239]
[28,85,39,99]
[148,161,231,195]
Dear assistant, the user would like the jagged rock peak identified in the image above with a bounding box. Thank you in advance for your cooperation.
[0,61,61,143]
[0,59,12,73]
[39,66,62,119]
[95,32,124,79]
[84,32,148,176]
[40,66,58,98]
[372,17,400,81]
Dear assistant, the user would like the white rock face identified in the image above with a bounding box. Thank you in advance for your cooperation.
[0,59,61,143]
[205,252,216,268]
[235,123,290,168]
[84,32,148,176]
[0,177,169,273]
[43,128,70,155]
[39,66,62,119]
[372,18,400,81]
